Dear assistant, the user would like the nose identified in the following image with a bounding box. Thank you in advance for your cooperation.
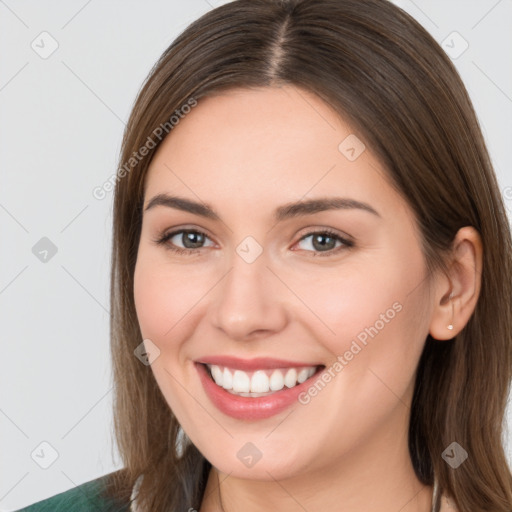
[210,250,289,341]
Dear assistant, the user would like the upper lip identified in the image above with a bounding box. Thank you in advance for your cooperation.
[196,356,323,371]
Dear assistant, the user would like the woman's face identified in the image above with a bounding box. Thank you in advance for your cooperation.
[133,85,436,481]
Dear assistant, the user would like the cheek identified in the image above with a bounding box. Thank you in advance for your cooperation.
[133,253,207,412]
[133,262,170,341]
[133,250,210,343]
[286,256,430,455]
[288,247,430,377]
[289,264,400,335]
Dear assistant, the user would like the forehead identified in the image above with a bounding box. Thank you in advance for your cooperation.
[151,85,351,171]
[144,85,401,219]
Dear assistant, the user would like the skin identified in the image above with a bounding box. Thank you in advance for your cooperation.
[133,85,482,512]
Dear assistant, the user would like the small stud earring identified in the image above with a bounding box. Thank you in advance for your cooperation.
[447,292,454,330]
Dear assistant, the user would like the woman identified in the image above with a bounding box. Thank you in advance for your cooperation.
[16,0,512,511]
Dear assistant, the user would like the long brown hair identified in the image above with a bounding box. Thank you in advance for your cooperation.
[104,1,512,510]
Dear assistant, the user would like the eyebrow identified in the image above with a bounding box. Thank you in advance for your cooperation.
[144,193,380,221]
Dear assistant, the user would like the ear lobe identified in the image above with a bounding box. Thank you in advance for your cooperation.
[428,226,483,340]
[429,285,456,341]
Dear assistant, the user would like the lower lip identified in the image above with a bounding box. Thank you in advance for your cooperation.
[195,362,322,420]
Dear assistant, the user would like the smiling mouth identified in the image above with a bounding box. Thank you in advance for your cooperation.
[203,363,325,397]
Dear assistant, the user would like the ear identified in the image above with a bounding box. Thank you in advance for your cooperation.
[429,226,483,340]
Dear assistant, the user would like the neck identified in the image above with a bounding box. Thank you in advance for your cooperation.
[199,416,433,512]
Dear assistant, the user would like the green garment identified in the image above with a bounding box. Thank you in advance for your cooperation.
[13,473,131,512]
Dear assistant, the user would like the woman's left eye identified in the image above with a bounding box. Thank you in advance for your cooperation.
[294,230,353,256]
[154,228,353,257]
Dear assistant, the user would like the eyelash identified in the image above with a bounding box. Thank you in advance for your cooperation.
[153,228,354,258]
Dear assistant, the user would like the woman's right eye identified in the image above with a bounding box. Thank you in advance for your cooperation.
[154,229,215,255]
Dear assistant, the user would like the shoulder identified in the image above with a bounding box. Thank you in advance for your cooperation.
[12,472,131,512]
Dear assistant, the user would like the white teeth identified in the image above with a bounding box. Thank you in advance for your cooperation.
[222,367,233,390]
[297,368,310,384]
[211,365,223,385]
[284,368,297,388]
[206,364,318,396]
[269,369,284,391]
[233,370,251,392]
[251,370,269,393]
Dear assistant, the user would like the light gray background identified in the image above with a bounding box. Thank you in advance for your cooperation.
[1,1,511,510]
